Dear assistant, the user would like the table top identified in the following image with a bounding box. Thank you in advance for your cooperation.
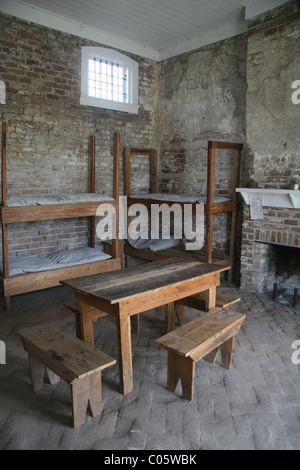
[62,258,228,305]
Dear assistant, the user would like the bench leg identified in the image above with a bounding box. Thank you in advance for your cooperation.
[71,371,102,428]
[28,354,45,392]
[220,336,235,369]
[5,296,11,312]
[167,351,195,401]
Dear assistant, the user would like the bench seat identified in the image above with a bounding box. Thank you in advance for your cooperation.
[155,308,245,400]
[18,322,116,428]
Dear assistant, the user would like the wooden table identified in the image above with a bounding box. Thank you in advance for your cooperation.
[62,258,228,395]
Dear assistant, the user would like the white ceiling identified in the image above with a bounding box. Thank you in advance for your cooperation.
[0,0,293,60]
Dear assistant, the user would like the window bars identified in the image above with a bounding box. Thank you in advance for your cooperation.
[88,57,128,103]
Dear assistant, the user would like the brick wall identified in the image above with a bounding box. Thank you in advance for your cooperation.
[0,13,158,255]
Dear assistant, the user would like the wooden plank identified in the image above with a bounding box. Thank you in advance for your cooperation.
[126,196,237,214]
[2,122,7,208]
[90,136,96,193]
[62,259,226,304]
[205,133,215,263]
[116,316,132,395]
[118,272,220,316]
[89,135,96,249]
[155,308,245,361]
[124,147,131,196]
[208,141,243,150]
[124,243,232,268]
[18,323,116,382]
[1,200,118,224]
[63,258,200,291]
[112,132,120,259]
[127,148,155,156]
[113,132,120,201]
[2,257,121,297]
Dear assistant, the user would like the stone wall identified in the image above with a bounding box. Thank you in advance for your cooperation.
[157,35,247,194]
[245,1,300,186]
[0,13,158,255]
[240,2,300,291]
[157,34,247,267]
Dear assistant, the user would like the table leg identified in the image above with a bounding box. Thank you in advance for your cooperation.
[164,302,175,332]
[116,316,133,394]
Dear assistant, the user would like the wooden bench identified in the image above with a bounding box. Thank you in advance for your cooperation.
[155,308,245,401]
[18,323,116,428]
[175,291,241,324]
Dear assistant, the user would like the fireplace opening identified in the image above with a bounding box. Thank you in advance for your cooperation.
[253,242,300,306]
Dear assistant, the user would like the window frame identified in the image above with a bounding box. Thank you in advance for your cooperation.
[80,46,139,114]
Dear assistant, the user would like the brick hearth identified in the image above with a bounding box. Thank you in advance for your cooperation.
[240,205,300,291]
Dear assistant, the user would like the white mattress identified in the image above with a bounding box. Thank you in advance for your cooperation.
[127,235,180,252]
[129,192,230,204]
[2,247,111,277]
[6,193,114,207]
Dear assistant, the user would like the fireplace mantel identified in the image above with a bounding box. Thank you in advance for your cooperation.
[236,188,300,209]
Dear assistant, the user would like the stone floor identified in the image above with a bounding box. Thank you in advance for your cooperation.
[0,282,300,450]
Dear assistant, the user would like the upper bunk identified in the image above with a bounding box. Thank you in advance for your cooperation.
[124,140,243,215]
[1,123,119,224]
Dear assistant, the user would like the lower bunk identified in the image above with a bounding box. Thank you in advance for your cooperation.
[124,240,232,269]
[1,246,121,311]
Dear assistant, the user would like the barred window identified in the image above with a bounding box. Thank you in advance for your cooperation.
[80,47,139,114]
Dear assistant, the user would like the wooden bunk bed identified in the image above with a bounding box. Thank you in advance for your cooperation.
[1,122,121,311]
[123,141,242,281]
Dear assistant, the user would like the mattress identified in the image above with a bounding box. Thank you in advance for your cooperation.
[6,193,114,207]
[1,247,111,277]
[129,193,230,204]
[127,235,180,252]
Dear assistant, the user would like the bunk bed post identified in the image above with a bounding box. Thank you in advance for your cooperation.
[2,122,10,310]
[111,132,120,260]
[124,147,131,197]
[89,135,96,249]
[205,141,215,263]
[2,122,7,208]
[228,144,242,283]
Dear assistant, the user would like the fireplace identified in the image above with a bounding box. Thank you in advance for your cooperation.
[252,241,300,297]
[238,188,300,297]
